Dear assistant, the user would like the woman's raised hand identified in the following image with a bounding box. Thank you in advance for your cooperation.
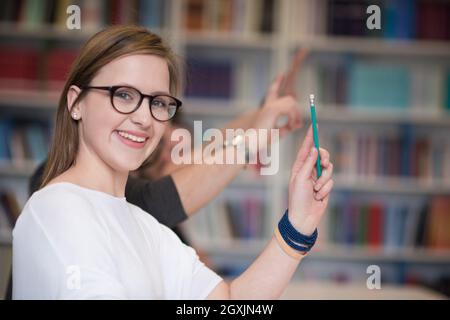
[287,126,334,236]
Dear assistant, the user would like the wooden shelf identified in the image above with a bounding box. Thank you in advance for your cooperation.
[333,175,450,195]
[0,23,94,41]
[0,23,167,42]
[279,173,450,195]
[222,172,450,195]
[4,23,449,57]
[0,22,265,52]
[312,107,450,126]
[0,162,36,178]
[181,98,248,117]
[181,99,450,126]
[0,89,59,111]
[196,239,450,264]
[182,30,274,50]
[281,281,446,300]
[291,36,450,57]
[313,244,450,264]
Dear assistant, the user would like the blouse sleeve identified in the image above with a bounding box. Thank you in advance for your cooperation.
[157,224,223,299]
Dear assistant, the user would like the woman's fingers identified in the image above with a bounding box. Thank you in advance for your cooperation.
[309,148,330,180]
[298,147,318,180]
[319,147,330,167]
[314,162,333,191]
[314,179,334,201]
[311,167,318,181]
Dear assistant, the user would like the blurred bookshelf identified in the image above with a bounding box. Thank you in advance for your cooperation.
[0,0,450,297]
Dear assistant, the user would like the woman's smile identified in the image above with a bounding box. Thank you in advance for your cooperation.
[114,129,150,149]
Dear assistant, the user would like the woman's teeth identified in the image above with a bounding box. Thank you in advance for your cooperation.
[117,131,146,143]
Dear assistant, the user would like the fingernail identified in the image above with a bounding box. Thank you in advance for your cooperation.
[310,148,315,156]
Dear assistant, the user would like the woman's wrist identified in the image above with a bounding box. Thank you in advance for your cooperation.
[287,210,316,236]
[274,228,307,260]
[274,210,318,259]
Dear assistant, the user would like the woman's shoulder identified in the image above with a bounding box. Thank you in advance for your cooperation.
[19,182,97,225]
[29,182,95,209]
[15,183,107,237]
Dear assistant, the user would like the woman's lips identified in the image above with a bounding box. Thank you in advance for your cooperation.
[114,130,149,149]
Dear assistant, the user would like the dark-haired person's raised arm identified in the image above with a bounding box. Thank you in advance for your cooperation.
[171,74,302,215]
[158,49,309,216]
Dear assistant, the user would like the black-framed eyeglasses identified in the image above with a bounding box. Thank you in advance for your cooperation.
[81,85,182,122]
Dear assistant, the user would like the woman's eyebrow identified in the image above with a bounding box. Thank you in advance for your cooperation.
[151,90,171,96]
[115,83,170,96]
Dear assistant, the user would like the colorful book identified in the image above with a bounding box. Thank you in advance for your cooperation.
[139,0,164,29]
[348,63,411,109]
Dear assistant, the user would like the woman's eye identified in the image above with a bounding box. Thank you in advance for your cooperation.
[116,91,132,100]
[151,99,166,108]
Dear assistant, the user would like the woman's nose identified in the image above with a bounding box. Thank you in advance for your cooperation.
[129,98,154,127]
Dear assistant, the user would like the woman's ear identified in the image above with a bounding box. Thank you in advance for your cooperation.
[67,85,82,120]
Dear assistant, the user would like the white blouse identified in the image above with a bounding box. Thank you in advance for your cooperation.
[13,182,222,299]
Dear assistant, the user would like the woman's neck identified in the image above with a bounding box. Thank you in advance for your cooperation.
[51,142,128,198]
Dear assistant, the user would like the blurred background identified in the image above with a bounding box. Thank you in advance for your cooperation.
[0,0,449,299]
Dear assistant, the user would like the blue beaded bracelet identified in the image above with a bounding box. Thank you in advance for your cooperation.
[277,210,318,253]
[280,212,317,245]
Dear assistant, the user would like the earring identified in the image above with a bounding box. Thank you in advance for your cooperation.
[71,112,79,120]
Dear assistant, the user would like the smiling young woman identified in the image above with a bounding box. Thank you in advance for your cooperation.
[40,25,181,190]
[12,25,334,300]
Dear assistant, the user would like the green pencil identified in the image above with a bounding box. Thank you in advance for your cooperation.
[309,94,322,178]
